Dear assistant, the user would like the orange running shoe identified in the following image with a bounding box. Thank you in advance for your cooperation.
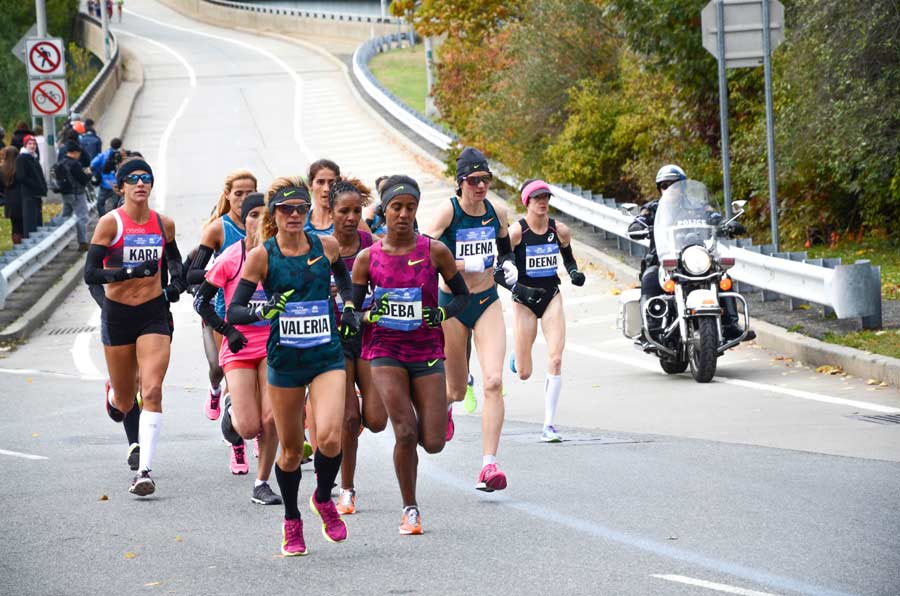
[399,506,423,535]
[337,488,356,515]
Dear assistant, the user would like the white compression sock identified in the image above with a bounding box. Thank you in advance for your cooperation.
[210,384,222,396]
[483,454,496,467]
[138,411,162,472]
[544,374,562,427]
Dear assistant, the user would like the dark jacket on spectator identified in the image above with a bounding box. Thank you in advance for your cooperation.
[15,150,47,202]
[60,155,91,194]
[1,171,23,221]
[79,130,102,160]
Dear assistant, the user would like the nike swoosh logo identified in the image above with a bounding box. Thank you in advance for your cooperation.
[481,217,495,225]
[307,255,323,266]
[283,190,296,197]
[408,258,425,266]
[427,359,439,367]
[479,296,490,305]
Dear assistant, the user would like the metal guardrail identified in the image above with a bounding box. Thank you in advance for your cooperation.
[205,0,401,23]
[0,216,77,309]
[71,13,120,113]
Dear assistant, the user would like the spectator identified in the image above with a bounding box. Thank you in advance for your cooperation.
[59,140,92,251]
[91,137,122,216]
[79,119,102,160]
[34,125,50,178]
[11,122,34,150]
[16,135,47,237]
[57,126,90,168]
[0,126,5,150]
[1,146,24,245]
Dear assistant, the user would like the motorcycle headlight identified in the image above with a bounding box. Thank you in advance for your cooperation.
[681,245,712,275]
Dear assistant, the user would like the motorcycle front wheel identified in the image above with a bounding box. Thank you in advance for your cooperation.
[659,357,688,374]
[689,317,718,383]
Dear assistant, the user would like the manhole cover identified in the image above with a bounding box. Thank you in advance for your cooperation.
[853,414,900,426]
[47,326,96,336]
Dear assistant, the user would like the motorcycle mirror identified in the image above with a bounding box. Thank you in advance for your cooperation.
[627,228,650,240]
[620,203,639,215]
[731,200,747,211]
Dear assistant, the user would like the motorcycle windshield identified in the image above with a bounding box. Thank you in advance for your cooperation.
[653,180,718,259]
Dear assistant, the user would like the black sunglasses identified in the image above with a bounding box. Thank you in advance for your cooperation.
[463,174,492,187]
[275,203,310,216]
[123,173,153,185]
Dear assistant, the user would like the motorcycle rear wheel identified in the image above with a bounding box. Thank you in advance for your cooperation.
[689,317,718,383]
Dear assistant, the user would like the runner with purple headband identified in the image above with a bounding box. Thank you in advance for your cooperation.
[345,174,470,535]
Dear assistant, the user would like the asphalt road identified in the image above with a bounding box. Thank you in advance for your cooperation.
[1,2,899,595]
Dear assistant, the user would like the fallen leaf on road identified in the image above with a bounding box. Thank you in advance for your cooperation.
[124,552,137,560]
[866,379,879,385]
[610,288,622,296]
[798,304,811,310]
[144,582,161,587]
[606,271,616,280]
[31,433,38,438]
[175,535,182,542]
[26,378,32,383]
[99,495,108,501]
[879,382,888,388]
[667,536,678,541]
[774,356,785,361]
[815,365,843,375]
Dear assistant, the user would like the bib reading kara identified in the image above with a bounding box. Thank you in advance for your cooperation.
[123,234,163,267]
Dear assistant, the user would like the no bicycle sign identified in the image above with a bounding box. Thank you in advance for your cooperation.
[30,78,68,117]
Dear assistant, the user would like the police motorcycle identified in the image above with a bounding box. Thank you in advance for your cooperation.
[618,180,751,383]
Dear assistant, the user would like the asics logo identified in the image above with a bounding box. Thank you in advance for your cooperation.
[481,217,495,226]
[407,258,425,266]
[307,255,323,266]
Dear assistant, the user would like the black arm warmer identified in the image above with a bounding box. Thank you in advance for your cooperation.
[496,234,513,261]
[84,244,126,284]
[441,272,470,320]
[351,283,368,310]
[560,244,578,273]
[193,281,228,332]
[165,239,185,289]
[331,257,353,305]
[187,244,215,286]
[226,279,260,325]
[88,284,105,308]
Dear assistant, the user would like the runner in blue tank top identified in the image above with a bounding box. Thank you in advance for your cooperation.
[187,170,257,423]
[426,147,543,492]
[228,181,359,557]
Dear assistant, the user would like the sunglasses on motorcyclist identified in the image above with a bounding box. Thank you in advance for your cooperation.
[275,203,310,216]
[123,173,154,185]
[463,174,492,187]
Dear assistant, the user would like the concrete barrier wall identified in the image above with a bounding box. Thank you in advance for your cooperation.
[160,0,403,51]
[73,15,122,126]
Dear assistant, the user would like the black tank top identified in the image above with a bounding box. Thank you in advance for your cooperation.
[514,218,561,289]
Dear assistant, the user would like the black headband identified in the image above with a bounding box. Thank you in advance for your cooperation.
[268,186,311,212]
[380,182,420,209]
[241,192,266,223]
[116,159,153,186]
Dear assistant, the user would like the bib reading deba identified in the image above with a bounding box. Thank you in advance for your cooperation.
[372,287,422,331]
[525,244,559,278]
[123,234,163,267]
[279,300,331,348]
[455,227,495,268]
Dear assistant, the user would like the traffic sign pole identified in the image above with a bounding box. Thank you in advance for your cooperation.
[716,0,733,219]
[34,0,58,177]
[762,0,779,251]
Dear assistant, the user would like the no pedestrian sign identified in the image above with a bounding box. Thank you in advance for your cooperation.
[26,38,65,77]
[30,78,68,117]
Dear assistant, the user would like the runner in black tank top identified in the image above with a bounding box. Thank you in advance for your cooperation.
[508,180,586,444]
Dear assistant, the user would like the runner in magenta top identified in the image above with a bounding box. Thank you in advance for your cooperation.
[192,193,282,506]
[346,174,470,535]
[327,178,387,517]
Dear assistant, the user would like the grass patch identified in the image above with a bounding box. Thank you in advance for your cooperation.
[824,329,900,360]
[369,45,427,114]
[788,235,900,301]
[0,202,65,253]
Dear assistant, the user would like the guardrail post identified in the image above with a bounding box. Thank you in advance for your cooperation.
[820,258,842,318]
[786,252,809,310]
[757,244,779,301]
[593,194,609,239]
[861,264,883,330]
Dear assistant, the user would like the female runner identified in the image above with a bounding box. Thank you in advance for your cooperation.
[193,192,282,503]
[228,181,355,556]
[83,158,185,496]
[349,175,469,533]
[328,179,388,515]
[508,180,585,443]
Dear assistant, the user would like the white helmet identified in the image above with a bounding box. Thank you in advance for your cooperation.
[655,164,687,185]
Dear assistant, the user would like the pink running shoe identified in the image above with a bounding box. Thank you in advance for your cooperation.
[445,407,455,442]
[253,435,260,459]
[230,442,249,475]
[309,495,348,543]
[476,463,507,492]
[205,389,222,421]
[281,518,308,556]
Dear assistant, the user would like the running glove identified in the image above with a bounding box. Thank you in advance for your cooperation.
[222,324,248,353]
[514,283,546,305]
[569,270,586,286]
[123,259,158,280]
[254,289,294,320]
[423,306,446,328]
[163,283,181,302]
[463,255,486,273]
[365,293,391,324]
[340,305,361,337]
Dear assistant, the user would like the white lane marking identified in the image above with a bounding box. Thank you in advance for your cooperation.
[652,574,781,596]
[125,8,315,163]
[0,449,48,461]
[112,27,197,212]
[0,367,102,381]
[72,309,105,381]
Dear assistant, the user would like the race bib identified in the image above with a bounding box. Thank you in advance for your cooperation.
[372,287,422,332]
[455,227,495,268]
[331,274,372,310]
[278,300,332,348]
[525,244,559,278]
[123,233,162,267]
[249,288,268,328]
